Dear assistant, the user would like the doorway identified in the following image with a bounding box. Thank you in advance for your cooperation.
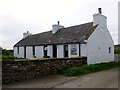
[24,46,26,58]
[64,45,68,57]
[44,45,47,57]
[53,45,57,58]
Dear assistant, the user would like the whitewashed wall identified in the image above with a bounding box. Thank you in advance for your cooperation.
[68,44,79,58]
[81,44,87,56]
[68,44,70,57]
[14,47,17,57]
[19,47,25,58]
[26,46,33,58]
[57,45,64,58]
[87,26,114,64]
[14,47,24,58]
[47,45,53,57]
[35,46,44,58]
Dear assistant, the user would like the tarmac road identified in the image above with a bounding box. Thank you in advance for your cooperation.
[55,68,119,88]
[3,68,119,88]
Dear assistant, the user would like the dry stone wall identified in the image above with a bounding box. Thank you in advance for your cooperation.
[2,57,87,85]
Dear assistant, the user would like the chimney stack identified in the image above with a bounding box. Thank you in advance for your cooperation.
[98,8,102,14]
[93,8,107,27]
[23,31,32,39]
[52,21,64,34]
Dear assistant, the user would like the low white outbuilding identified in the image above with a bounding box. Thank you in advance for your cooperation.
[14,8,114,64]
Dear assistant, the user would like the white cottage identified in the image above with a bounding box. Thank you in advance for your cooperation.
[14,8,114,64]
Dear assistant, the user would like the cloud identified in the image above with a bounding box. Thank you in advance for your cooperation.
[0,0,119,49]
[0,15,27,49]
[0,15,47,49]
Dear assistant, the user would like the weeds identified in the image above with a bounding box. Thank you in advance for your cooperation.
[60,61,120,76]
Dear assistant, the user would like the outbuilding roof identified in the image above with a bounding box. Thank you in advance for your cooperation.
[14,22,98,47]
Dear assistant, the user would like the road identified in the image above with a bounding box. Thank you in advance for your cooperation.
[3,68,119,88]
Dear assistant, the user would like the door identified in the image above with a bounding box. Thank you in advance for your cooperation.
[24,46,26,58]
[64,45,68,57]
[53,45,57,58]
[44,45,47,56]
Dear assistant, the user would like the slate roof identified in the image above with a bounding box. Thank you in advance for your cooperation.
[14,22,98,47]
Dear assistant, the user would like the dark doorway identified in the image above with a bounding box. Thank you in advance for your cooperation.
[33,46,35,56]
[53,45,57,58]
[79,44,81,56]
[24,46,26,58]
[64,45,68,57]
[44,45,47,57]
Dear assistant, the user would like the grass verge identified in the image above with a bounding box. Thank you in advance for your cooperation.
[0,55,16,61]
[59,61,120,76]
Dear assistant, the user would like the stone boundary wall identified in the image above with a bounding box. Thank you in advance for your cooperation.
[114,54,120,62]
[2,57,87,85]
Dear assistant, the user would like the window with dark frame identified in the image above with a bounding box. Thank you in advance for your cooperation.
[17,47,19,54]
[109,47,111,53]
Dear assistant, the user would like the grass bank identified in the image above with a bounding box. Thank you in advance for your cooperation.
[59,61,120,76]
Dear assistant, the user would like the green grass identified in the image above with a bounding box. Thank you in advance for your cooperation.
[60,61,120,76]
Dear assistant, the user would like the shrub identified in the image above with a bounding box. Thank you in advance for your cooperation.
[2,55,16,60]
[114,47,120,54]
[43,56,50,58]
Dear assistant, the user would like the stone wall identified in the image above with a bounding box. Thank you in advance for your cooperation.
[114,54,120,62]
[2,57,87,85]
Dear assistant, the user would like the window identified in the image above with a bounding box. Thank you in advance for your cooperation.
[109,47,111,53]
[17,47,19,54]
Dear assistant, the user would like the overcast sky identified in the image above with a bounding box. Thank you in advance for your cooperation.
[0,0,119,49]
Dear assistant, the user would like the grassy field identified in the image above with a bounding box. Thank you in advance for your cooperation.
[59,61,120,76]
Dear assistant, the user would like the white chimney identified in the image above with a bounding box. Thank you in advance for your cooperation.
[52,21,64,34]
[23,31,32,39]
[93,8,107,28]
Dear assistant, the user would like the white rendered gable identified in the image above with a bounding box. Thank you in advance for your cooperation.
[87,26,114,64]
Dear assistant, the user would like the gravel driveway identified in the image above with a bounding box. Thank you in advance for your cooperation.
[3,68,119,89]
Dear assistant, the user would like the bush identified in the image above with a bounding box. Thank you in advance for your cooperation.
[2,55,16,60]
[43,56,50,58]
[60,61,120,76]
[114,47,120,54]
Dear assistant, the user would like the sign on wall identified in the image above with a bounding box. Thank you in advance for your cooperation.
[70,44,78,55]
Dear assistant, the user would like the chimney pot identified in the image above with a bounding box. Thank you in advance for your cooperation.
[98,8,102,14]
[58,21,60,25]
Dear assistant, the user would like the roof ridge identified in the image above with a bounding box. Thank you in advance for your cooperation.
[31,31,52,36]
[32,22,93,36]
[14,21,97,47]
[64,22,93,29]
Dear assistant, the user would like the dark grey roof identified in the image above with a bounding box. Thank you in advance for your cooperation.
[14,22,98,47]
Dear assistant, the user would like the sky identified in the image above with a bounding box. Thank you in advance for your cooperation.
[0,0,119,49]
[118,1,120,44]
